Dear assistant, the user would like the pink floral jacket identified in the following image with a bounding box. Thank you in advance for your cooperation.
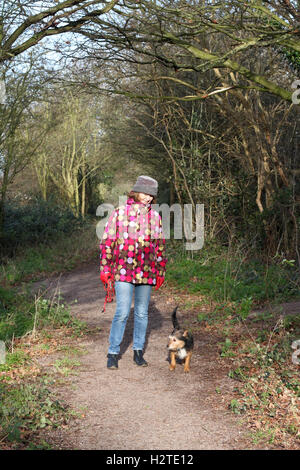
[99,198,167,285]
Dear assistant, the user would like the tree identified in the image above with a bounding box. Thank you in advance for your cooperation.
[75,0,300,102]
[0,57,47,237]
[2,2,300,102]
[0,0,119,63]
[99,52,300,258]
[210,74,299,257]
[33,88,106,217]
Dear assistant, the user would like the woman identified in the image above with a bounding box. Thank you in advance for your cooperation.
[100,176,167,369]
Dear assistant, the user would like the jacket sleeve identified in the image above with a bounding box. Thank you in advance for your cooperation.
[155,214,167,278]
[99,208,118,274]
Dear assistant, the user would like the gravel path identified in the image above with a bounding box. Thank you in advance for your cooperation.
[32,261,253,450]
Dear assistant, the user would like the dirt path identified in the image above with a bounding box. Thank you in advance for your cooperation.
[31,261,254,450]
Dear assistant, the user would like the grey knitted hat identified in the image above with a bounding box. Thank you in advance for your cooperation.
[132,175,158,197]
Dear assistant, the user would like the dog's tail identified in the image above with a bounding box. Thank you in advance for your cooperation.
[172,306,180,330]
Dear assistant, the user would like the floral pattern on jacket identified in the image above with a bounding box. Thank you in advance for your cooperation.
[99,198,167,285]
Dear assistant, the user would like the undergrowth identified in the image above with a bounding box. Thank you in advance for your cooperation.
[166,240,299,305]
[0,286,86,343]
[0,378,71,448]
[224,313,300,448]
[166,240,300,449]
[0,217,97,449]
[0,218,98,286]
[0,286,87,449]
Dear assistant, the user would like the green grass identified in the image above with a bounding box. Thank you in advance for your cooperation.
[0,288,86,448]
[0,220,98,286]
[0,221,95,342]
[0,378,71,447]
[166,241,300,305]
[166,241,300,448]
[0,221,96,449]
[53,357,81,376]
[0,286,86,343]
[0,350,29,373]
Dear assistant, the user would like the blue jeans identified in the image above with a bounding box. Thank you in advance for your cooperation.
[108,281,152,355]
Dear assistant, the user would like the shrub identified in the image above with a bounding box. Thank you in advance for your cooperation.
[2,198,87,256]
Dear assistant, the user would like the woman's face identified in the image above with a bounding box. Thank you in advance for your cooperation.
[139,192,154,204]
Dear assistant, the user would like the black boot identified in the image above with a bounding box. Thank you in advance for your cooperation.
[107,353,118,369]
[133,350,148,367]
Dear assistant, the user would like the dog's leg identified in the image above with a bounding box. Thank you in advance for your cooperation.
[184,351,192,373]
[169,351,176,371]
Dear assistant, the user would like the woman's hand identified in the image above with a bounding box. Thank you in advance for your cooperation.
[155,276,165,291]
[100,271,112,285]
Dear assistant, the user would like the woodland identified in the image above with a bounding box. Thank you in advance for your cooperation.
[0,0,299,450]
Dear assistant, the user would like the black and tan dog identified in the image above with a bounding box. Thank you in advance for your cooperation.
[167,307,194,373]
